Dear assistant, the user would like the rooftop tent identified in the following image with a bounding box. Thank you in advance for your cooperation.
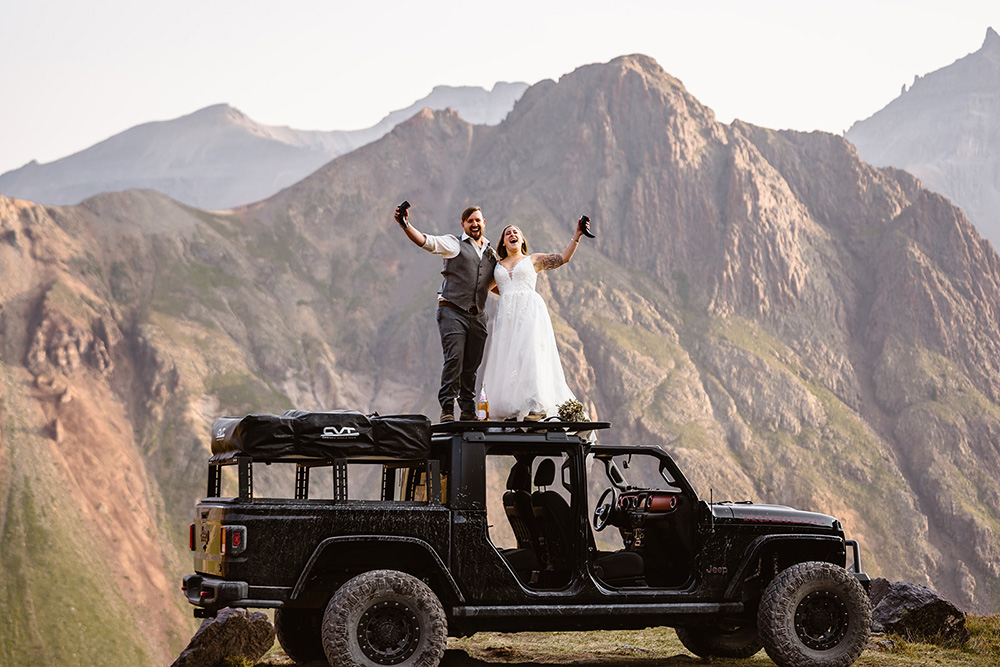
[210,410,431,460]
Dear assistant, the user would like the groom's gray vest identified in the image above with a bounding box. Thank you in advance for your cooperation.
[439,239,496,315]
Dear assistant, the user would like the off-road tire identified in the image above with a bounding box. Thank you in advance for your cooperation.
[274,607,326,664]
[675,623,763,658]
[758,561,871,667]
[323,569,447,667]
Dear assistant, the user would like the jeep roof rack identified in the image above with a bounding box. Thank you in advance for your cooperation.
[430,420,611,434]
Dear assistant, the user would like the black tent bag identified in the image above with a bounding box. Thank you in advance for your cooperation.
[211,410,431,459]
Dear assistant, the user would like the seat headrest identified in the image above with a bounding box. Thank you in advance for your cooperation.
[533,458,556,487]
[506,462,531,492]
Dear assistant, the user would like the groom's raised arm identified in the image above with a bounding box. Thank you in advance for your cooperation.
[395,203,461,257]
[395,202,428,247]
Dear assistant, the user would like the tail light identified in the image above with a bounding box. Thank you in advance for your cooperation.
[189,523,195,551]
[216,525,247,556]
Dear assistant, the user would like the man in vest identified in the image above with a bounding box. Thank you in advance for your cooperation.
[396,203,498,422]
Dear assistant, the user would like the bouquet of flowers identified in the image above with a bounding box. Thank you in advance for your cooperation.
[557,398,595,442]
[557,399,588,422]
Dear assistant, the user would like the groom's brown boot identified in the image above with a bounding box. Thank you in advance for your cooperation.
[459,410,477,422]
[440,408,455,422]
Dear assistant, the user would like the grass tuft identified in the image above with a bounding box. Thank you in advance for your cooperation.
[223,657,257,667]
[966,615,1000,660]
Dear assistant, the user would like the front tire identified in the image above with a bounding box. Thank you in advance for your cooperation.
[676,623,762,658]
[274,607,325,664]
[323,569,447,667]
[758,561,871,667]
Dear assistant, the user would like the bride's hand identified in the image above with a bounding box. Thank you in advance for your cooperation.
[577,216,595,239]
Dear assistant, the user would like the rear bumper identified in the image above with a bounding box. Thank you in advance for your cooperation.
[181,574,291,616]
[182,574,248,611]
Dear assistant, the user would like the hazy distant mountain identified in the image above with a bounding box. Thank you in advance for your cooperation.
[0,82,528,210]
[4,55,1000,664]
[847,27,1000,249]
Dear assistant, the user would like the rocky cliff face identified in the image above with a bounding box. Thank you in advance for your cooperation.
[2,54,999,663]
[0,194,195,665]
[846,27,1000,251]
[0,83,528,211]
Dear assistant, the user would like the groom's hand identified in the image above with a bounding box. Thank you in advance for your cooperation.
[395,201,410,228]
[578,215,595,238]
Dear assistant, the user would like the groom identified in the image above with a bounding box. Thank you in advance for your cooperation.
[395,202,498,422]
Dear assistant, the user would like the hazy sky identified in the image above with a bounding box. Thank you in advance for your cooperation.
[2,0,997,175]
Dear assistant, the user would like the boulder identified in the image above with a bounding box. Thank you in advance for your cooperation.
[870,578,969,645]
[171,607,275,667]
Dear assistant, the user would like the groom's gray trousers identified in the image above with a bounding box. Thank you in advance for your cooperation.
[436,303,488,415]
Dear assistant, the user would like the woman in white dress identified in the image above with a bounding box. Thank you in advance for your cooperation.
[481,218,593,420]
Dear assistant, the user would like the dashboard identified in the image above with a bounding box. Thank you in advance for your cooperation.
[618,491,680,513]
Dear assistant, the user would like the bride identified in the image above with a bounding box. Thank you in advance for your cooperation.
[480,218,593,420]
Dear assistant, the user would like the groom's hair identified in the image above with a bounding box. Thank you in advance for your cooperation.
[460,206,482,224]
[497,224,528,259]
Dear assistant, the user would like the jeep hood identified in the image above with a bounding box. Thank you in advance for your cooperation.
[713,503,838,529]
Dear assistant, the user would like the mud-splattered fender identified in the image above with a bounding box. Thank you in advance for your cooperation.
[290,534,465,603]
[723,534,846,600]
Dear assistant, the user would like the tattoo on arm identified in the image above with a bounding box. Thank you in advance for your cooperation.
[537,253,565,270]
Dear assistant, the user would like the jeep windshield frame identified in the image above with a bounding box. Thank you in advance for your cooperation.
[589,444,698,498]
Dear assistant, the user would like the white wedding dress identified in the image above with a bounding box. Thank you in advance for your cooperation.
[481,258,576,420]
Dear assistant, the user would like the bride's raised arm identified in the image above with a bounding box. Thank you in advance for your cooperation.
[531,216,591,271]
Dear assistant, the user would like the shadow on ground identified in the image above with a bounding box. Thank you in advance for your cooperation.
[441,649,703,666]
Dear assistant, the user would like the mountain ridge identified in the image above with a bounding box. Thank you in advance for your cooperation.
[0,82,529,210]
[2,54,999,666]
[846,27,1000,250]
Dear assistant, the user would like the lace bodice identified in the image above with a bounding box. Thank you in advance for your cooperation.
[494,258,537,295]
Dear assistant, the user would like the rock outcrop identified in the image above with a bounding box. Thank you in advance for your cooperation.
[171,608,275,667]
[870,578,970,645]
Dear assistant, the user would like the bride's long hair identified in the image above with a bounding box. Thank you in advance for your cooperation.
[497,224,529,259]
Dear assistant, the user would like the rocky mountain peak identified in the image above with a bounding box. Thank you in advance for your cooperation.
[189,102,240,119]
[983,26,999,53]
[846,28,1000,248]
[283,55,1000,615]
[0,84,528,210]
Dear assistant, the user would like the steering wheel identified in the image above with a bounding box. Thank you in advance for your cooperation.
[593,487,619,532]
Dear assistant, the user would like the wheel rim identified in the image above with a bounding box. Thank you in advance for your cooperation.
[794,590,849,651]
[358,600,421,664]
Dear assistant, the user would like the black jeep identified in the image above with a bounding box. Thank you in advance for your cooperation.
[182,410,872,667]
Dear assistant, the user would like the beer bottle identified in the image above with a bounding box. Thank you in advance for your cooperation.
[477,385,489,421]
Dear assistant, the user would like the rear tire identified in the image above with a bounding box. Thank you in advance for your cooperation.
[675,623,762,658]
[758,561,871,667]
[274,607,326,664]
[323,569,447,667]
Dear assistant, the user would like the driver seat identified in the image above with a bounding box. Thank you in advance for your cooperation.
[531,459,644,586]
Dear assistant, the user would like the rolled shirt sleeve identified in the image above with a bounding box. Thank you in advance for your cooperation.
[422,233,461,259]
